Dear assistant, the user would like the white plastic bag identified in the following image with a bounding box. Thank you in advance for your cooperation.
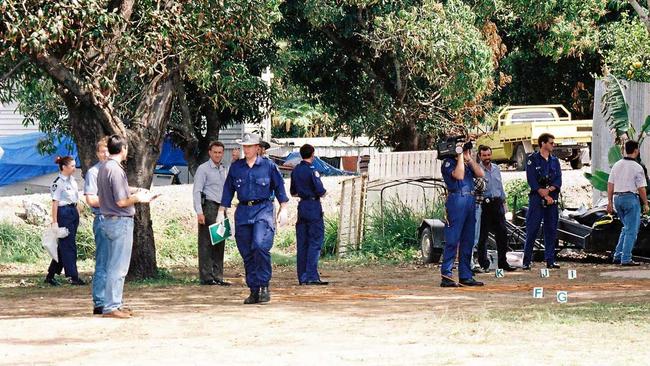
[41,225,69,262]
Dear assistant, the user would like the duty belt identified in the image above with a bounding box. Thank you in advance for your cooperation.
[240,199,267,206]
[300,197,320,201]
[483,197,503,204]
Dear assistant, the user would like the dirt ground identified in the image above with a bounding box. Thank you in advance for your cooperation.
[2,262,650,365]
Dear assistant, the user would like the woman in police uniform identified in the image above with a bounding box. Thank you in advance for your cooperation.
[44,156,85,286]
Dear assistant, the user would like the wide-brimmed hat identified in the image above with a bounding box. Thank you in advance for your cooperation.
[236,133,262,146]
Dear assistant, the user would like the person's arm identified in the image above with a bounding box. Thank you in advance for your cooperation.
[451,153,465,180]
[635,166,649,214]
[466,153,484,178]
[607,182,615,214]
[193,166,206,216]
[86,195,100,208]
[549,159,562,192]
[217,168,236,216]
[51,201,58,225]
[270,162,289,205]
[639,187,649,214]
[290,170,299,197]
[84,168,100,208]
[311,170,327,197]
[526,156,546,197]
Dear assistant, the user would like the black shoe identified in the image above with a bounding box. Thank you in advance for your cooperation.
[244,289,260,304]
[612,258,621,265]
[522,264,532,271]
[500,263,517,272]
[259,287,271,304]
[305,280,329,285]
[200,279,218,286]
[621,261,641,267]
[546,263,561,269]
[93,306,103,315]
[440,278,459,287]
[215,279,231,287]
[44,277,60,286]
[459,278,484,286]
[69,278,86,286]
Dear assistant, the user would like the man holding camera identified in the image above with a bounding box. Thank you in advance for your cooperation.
[523,133,562,270]
[476,145,516,272]
[440,140,485,287]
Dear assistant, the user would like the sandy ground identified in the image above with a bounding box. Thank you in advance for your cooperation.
[1,262,650,365]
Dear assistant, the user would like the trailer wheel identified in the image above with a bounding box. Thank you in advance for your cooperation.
[514,145,526,171]
[420,227,435,264]
[570,149,583,169]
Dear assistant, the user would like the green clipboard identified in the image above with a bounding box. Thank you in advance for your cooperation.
[209,218,231,245]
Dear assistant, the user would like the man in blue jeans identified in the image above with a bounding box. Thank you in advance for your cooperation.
[84,137,109,315]
[607,140,649,266]
[97,135,154,319]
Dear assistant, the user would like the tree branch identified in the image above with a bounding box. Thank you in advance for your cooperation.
[629,0,650,33]
[0,58,28,85]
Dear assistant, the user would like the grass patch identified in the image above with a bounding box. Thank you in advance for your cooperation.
[322,217,338,258]
[0,222,44,263]
[483,302,650,323]
[155,217,197,265]
[357,198,444,262]
[271,251,296,266]
[274,228,296,250]
[129,267,196,287]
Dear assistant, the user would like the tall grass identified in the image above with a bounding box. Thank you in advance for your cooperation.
[322,217,338,257]
[360,198,444,262]
[0,222,43,263]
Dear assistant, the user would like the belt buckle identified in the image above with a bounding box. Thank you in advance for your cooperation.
[485,198,491,204]
[247,201,253,206]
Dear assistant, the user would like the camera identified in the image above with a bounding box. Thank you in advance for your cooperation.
[538,175,556,207]
[436,136,473,160]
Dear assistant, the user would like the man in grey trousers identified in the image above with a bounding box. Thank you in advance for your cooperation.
[193,141,231,286]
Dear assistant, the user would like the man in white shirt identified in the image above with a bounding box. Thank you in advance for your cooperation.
[607,140,649,266]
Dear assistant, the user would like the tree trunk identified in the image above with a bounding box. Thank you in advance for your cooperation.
[392,121,420,151]
[124,72,177,280]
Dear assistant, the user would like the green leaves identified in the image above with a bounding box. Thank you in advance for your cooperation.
[601,74,630,138]
[608,145,623,167]
[584,170,610,192]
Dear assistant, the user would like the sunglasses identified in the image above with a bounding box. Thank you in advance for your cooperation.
[546,141,555,145]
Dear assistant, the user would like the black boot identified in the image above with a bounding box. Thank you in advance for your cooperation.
[259,286,271,304]
[244,289,260,304]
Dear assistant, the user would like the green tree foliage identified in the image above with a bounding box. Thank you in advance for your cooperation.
[602,15,650,81]
[0,0,281,279]
[276,0,494,150]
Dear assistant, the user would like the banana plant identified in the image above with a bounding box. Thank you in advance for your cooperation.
[585,75,650,191]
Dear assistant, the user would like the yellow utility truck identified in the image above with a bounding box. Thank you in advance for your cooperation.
[475,105,592,170]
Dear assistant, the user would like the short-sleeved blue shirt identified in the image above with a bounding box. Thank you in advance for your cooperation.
[441,157,475,193]
[290,161,327,199]
[221,156,289,208]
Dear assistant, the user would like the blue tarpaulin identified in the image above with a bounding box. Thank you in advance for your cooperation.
[283,152,353,176]
[0,133,188,187]
[0,133,78,187]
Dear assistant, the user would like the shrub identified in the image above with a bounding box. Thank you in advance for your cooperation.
[505,178,529,212]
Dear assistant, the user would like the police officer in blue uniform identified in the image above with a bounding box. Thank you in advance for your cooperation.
[523,133,562,270]
[440,142,485,287]
[218,133,289,304]
[290,144,328,285]
[45,156,86,286]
